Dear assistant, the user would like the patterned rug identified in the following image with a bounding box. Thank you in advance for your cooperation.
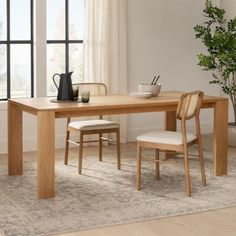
[0,143,236,236]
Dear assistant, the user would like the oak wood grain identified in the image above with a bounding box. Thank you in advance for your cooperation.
[213,99,228,175]
[37,111,55,198]
[8,102,23,175]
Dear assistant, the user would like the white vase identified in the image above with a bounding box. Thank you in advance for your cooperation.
[228,123,236,147]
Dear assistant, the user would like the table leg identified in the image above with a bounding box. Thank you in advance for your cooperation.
[37,111,55,199]
[165,111,177,159]
[213,99,228,176]
[165,111,177,131]
[8,102,23,175]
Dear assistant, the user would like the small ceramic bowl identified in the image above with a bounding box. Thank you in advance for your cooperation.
[138,84,161,96]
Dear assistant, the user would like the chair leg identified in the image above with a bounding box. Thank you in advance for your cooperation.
[78,131,84,175]
[64,129,70,165]
[99,133,102,162]
[136,143,142,191]
[183,144,191,197]
[116,128,121,170]
[198,140,206,186]
[196,118,206,186]
[155,149,160,180]
[64,118,71,165]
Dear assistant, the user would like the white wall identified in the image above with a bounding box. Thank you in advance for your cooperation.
[221,0,236,19]
[127,0,221,140]
[1,0,230,154]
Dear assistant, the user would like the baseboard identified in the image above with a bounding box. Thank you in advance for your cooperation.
[0,122,213,154]
[0,134,69,154]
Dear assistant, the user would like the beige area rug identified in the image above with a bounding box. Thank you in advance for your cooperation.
[0,142,236,236]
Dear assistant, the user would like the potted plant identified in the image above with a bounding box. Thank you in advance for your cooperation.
[194,0,236,146]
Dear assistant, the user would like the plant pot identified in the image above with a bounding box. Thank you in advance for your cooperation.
[228,122,236,147]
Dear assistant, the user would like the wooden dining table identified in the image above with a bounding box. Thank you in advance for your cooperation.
[8,91,228,199]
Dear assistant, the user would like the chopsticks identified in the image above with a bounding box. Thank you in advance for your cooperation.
[151,75,160,85]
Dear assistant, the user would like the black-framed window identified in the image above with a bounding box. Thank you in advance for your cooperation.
[0,0,34,100]
[47,0,84,96]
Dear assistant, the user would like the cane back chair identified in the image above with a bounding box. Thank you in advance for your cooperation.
[64,83,121,174]
[136,90,206,197]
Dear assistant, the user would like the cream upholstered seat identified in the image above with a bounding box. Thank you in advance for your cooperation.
[65,83,121,174]
[68,120,120,131]
[136,91,206,197]
[137,131,196,145]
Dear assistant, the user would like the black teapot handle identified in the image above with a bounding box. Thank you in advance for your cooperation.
[52,73,61,89]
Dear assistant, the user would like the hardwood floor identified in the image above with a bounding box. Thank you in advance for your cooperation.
[54,207,236,236]
[0,206,235,236]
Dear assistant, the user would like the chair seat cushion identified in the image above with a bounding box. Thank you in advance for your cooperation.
[68,120,120,131]
[136,131,196,145]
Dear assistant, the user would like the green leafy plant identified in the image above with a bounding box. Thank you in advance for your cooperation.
[194,0,236,125]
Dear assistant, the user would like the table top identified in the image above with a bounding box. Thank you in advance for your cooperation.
[8,91,227,117]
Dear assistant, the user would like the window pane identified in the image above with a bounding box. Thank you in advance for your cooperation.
[47,44,65,96]
[47,0,65,40]
[0,45,7,99]
[69,44,83,83]
[10,0,30,40]
[10,45,31,98]
[0,0,7,40]
[69,0,84,40]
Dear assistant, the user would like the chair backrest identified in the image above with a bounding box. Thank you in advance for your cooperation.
[176,91,204,120]
[75,83,107,96]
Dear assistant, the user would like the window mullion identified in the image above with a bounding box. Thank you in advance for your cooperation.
[1,0,34,100]
[65,0,69,74]
[7,0,10,98]
[45,0,84,96]
[30,0,34,97]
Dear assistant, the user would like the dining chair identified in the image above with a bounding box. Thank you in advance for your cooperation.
[64,83,121,174]
[136,90,206,197]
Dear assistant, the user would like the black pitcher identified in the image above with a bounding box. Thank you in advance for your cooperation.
[53,72,77,101]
